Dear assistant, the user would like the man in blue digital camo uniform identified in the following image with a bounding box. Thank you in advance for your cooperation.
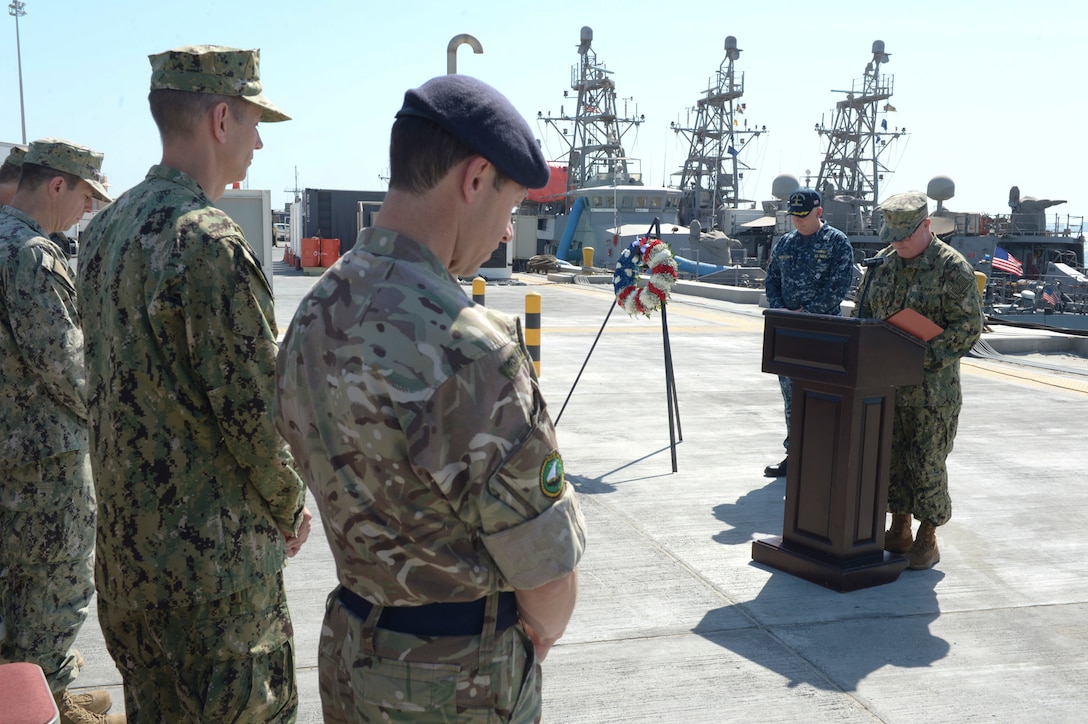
[76,46,311,721]
[853,191,982,570]
[0,139,122,723]
[275,74,587,723]
[762,188,854,477]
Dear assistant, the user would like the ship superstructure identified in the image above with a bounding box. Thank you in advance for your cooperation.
[522,26,682,268]
[671,36,765,230]
[812,40,907,236]
[539,26,647,195]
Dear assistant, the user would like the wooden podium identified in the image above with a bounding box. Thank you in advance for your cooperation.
[752,310,925,592]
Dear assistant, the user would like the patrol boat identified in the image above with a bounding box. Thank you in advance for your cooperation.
[745,39,1088,331]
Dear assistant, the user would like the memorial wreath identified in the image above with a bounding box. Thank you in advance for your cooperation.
[612,238,679,317]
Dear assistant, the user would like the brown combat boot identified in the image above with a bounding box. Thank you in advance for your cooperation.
[884,512,913,554]
[906,521,941,570]
[54,689,126,723]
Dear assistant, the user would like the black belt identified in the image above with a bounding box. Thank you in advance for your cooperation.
[337,587,519,637]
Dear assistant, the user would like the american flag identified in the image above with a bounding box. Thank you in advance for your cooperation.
[991,247,1023,277]
[1042,286,1059,306]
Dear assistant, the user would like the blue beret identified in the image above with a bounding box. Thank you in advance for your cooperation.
[396,75,550,189]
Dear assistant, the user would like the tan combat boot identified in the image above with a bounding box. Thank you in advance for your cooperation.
[54,689,126,723]
[69,690,113,715]
[884,512,913,554]
[906,521,940,570]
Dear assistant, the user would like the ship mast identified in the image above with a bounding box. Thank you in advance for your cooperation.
[539,26,644,199]
[671,36,765,229]
[814,40,906,229]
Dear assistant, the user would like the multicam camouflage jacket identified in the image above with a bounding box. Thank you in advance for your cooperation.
[854,236,983,408]
[765,222,854,315]
[76,165,306,608]
[276,228,586,606]
[0,206,87,467]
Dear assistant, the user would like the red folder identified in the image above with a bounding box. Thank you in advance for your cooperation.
[885,308,943,342]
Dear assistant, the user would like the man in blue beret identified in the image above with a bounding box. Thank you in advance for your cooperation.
[763,188,854,477]
[275,74,586,722]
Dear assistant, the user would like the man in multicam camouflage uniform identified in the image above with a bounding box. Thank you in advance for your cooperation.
[763,188,854,477]
[76,46,311,721]
[275,74,586,723]
[0,139,122,723]
[853,190,983,570]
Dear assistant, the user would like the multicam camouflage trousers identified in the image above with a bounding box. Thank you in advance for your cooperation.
[98,571,297,723]
[0,449,95,693]
[889,403,959,527]
[319,587,541,723]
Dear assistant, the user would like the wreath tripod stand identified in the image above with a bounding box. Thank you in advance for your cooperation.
[554,217,682,472]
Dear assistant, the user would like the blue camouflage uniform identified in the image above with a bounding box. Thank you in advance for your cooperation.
[764,222,854,449]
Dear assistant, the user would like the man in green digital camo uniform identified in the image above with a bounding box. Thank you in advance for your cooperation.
[76,46,311,721]
[0,145,27,206]
[0,139,122,723]
[275,75,587,723]
[853,191,983,569]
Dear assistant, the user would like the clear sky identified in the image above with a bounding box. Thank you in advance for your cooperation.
[3,0,1084,226]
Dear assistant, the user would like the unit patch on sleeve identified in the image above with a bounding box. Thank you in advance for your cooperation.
[539,451,565,498]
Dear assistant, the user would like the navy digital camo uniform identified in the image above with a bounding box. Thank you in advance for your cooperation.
[0,206,93,694]
[276,228,587,723]
[77,164,307,720]
[764,222,854,449]
[854,235,982,526]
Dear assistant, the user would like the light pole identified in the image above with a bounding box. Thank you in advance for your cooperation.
[9,0,26,144]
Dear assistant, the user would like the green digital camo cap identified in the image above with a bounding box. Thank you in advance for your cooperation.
[879,190,929,243]
[148,45,290,123]
[2,145,26,168]
[23,138,111,202]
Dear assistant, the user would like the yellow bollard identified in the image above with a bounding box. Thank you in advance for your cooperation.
[582,246,595,269]
[974,271,987,298]
[472,277,486,305]
[525,292,541,376]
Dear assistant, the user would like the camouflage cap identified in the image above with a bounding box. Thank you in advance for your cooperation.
[2,144,27,169]
[879,191,929,243]
[148,45,290,123]
[23,138,111,202]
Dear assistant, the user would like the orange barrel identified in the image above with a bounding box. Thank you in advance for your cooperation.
[301,237,321,268]
[320,238,341,267]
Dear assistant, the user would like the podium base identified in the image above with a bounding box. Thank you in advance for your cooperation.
[752,537,909,592]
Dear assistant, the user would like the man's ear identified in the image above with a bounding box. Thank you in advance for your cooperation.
[460,155,492,202]
[47,175,67,199]
[210,101,231,143]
